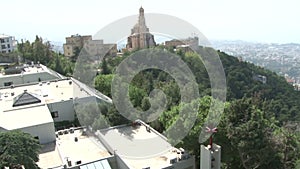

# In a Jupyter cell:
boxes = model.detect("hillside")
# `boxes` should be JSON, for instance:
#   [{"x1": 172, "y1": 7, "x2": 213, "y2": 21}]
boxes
[
  {"x1": 219, "y1": 50, "x2": 300, "y2": 123},
  {"x1": 91, "y1": 47, "x2": 300, "y2": 168}
]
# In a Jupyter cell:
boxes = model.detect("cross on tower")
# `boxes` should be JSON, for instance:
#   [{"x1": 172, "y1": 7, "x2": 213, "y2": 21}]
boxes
[{"x1": 205, "y1": 127, "x2": 218, "y2": 150}]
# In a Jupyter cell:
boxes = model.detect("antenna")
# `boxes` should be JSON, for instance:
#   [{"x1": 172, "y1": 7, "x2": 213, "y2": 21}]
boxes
[{"x1": 140, "y1": 0, "x2": 144, "y2": 8}]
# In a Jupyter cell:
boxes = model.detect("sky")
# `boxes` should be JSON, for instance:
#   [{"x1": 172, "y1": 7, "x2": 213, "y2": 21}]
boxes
[{"x1": 2, "y1": 0, "x2": 300, "y2": 44}]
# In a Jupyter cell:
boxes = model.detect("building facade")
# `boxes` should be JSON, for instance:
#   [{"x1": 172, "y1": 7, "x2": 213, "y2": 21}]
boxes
[
  {"x1": 63, "y1": 34, "x2": 92, "y2": 57},
  {"x1": 0, "y1": 34, "x2": 16, "y2": 53},
  {"x1": 165, "y1": 36, "x2": 199, "y2": 49},
  {"x1": 126, "y1": 7, "x2": 156, "y2": 50},
  {"x1": 63, "y1": 34, "x2": 117, "y2": 57}
]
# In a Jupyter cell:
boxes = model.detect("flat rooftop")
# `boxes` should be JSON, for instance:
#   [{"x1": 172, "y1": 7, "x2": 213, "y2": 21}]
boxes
[
  {"x1": 0, "y1": 79, "x2": 79, "y2": 111},
  {"x1": 0, "y1": 78, "x2": 111, "y2": 112},
  {"x1": 0, "y1": 64, "x2": 62, "y2": 78},
  {"x1": 98, "y1": 122, "x2": 186, "y2": 169},
  {"x1": 0, "y1": 104, "x2": 52, "y2": 130},
  {"x1": 38, "y1": 128, "x2": 111, "y2": 168},
  {"x1": 37, "y1": 142, "x2": 63, "y2": 169},
  {"x1": 57, "y1": 129, "x2": 111, "y2": 166}
]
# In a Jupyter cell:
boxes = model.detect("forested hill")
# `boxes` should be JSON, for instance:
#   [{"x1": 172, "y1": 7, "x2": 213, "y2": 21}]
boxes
[
  {"x1": 95, "y1": 47, "x2": 300, "y2": 123},
  {"x1": 92, "y1": 47, "x2": 300, "y2": 168},
  {"x1": 219, "y1": 50, "x2": 300, "y2": 122}
]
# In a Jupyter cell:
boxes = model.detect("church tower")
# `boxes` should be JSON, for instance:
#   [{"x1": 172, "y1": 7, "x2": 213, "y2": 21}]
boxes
[{"x1": 126, "y1": 7, "x2": 156, "y2": 50}]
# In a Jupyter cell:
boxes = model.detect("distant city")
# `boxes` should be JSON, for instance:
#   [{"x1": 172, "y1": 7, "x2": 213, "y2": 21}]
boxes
[{"x1": 212, "y1": 40, "x2": 300, "y2": 89}]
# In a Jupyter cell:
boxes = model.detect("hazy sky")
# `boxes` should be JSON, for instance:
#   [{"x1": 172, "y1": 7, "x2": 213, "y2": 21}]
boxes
[{"x1": 2, "y1": 0, "x2": 299, "y2": 44}]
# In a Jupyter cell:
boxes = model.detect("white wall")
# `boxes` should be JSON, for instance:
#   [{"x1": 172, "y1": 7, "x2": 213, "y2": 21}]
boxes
[
  {"x1": 21, "y1": 122, "x2": 56, "y2": 144},
  {"x1": 47, "y1": 100, "x2": 75, "y2": 122},
  {"x1": 115, "y1": 154, "x2": 130, "y2": 169}
]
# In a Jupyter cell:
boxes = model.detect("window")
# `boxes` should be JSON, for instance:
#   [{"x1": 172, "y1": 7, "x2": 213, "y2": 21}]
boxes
[
  {"x1": 4, "y1": 81, "x2": 13, "y2": 86},
  {"x1": 7, "y1": 44, "x2": 10, "y2": 48},
  {"x1": 1, "y1": 45, "x2": 5, "y2": 49},
  {"x1": 0, "y1": 39, "x2": 4, "y2": 43},
  {"x1": 51, "y1": 111, "x2": 59, "y2": 118}
]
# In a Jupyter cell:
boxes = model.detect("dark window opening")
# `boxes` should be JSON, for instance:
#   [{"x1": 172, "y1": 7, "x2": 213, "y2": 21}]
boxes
[
  {"x1": 34, "y1": 136, "x2": 39, "y2": 141},
  {"x1": 51, "y1": 111, "x2": 59, "y2": 118},
  {"x1": 4, "y1": 81, "x2": 13, "y2": 86}
]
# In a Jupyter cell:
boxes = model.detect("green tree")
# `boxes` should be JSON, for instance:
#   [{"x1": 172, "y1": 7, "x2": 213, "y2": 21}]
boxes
[
  {"x1": 224, "y1": 98, "x2": 283, "y2": 169},
  {"x1": 273, "y1": 123, "x2": 300, "y2": 168},
  {"x1": 0, "y1": 130, "x2": 41, "y2": 169},
  {"x1": 94, "y1": 74, "x2": 114, "y2": 97}
]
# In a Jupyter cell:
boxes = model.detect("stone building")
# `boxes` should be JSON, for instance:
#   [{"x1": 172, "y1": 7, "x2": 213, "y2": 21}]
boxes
[
  {"x1": 63, "y1": 34, "x2": 117, "y2": 57},
  {"x1": 126, "y1": 7, "x2": 156, "y2": 50},
  {"x1": 165, "y1": 36, "x2": 199, "y2": 49},
  {"x1": 63, "y1": 34, "x2": 92, "y2": 57}
]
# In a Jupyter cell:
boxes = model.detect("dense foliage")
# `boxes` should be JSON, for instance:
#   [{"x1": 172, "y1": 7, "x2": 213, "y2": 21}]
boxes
[
  {"x1": 0, "y1": 130, "x2": 41, "y2": 169},
  {"x1": 91, "y1": 48, "x2": 300, "y2": 168},
  {"x1": 16, "y1": 36, "x2": 74, "y2": 76}
]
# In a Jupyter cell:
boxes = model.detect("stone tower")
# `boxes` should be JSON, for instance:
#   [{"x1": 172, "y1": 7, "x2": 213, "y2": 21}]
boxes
[{"x1": 126, "y1": 7, "x2": 156, "y2": 50}]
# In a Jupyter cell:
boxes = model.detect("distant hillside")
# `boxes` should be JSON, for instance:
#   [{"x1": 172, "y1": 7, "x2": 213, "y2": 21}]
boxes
[
  {"x1": 89, "y1": 47, "x2": 300, "y2": 168},
  {"x1": 219, "y1": 50, "x2": 300, "y2": 122},
  {"x1": 212, "y1": 40, "x2": 300, "y2": 80},
  {"x1": 94, "y1": 47, "x2": 300, "y2": 124}
]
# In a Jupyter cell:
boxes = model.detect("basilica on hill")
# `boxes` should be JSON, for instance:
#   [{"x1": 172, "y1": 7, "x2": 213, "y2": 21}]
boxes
[{"x1": 126, "y1": 7, "x2": 156, "y2": 50}]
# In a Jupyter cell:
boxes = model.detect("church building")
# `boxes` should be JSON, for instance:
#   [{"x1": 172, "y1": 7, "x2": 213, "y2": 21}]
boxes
[{"x1": 126, "y1": 7, "x2": 156, "y2": 50}]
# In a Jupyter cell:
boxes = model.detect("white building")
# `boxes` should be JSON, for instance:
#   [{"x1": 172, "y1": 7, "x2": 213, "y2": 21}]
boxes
[
  {"x1": 38, "y1": 121, "x2": 195, "y2": 169},
  {"x1": 96, "y1": 120, "x2": 195, "y2": 169},
  {"x1": 0, "y1": 63, "x2": 64, "y2": 87},
  {"x1": 0, "y1": 34, "x2": 16, "y2": 53},
  {"x1": 0, "y1": 64, "x2": 195, "y2": 168},
  {"x1": 0, "y1": 104, "x2": 56, "y2": 144},
  {"x1": 0, "y1": 64, "x2": 112, "y2": 144}
]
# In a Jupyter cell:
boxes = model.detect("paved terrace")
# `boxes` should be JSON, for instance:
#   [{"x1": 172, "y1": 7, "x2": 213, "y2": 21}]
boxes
[
  {"x1": 98, "y1": 122, "x2": 187, "y2": 169},
  {"x1": 37, "y1": 128, "x2": 111, "y2": 168}
]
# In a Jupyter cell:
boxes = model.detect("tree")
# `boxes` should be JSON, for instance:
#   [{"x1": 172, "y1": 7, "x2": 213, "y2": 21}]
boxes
[
  {"x1": 273, "y1": 123, "x2": 300, "y2": 168},
  {"x1": 0, "y1": 130, "x2": 41, "y2": 169},
  {"x1": 94, "y1": 74, "x2": 114, "y2": 97},
  {"x1": 224, "y1": 98, "x2": 283, "y2": 169}
]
